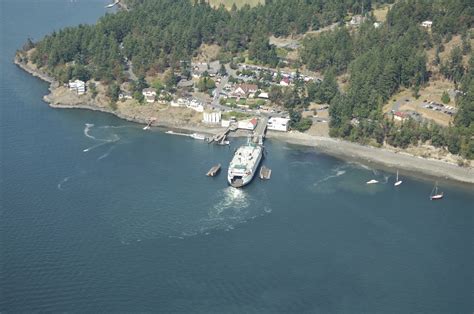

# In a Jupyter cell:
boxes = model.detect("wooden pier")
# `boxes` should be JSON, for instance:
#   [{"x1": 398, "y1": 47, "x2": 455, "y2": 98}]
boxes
[
  {"x1": 208, "y1": 127, "x2": 231, "y2": 144},
  {"x1": 206, "y1": 164, "x2": 221, "y2": 177},
  {"x1": 259, "y1": 165, "x2": 271, "y2": 180},
  {"x1": 143, "y1": 117, "x2": 156, "y2": 130},
  {"x1": 252, "y1": 117, "x2": 268, "y2": 145}
]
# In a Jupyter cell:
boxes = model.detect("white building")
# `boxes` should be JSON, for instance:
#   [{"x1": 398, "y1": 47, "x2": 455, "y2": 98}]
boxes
[
  {"x1": 267, "y1": 117, "x2": 290, "y2": 132},
  {"x1": 186, "y1": 99, "x2": 204, "y2": 112},
  {"x1": 421, "y1": 20, "x2": 433, "y2": 28},
  {"x1": 170, "y1": 98, "x2": 187, "y2": 107},
  {"x1": 142, "y1": 88, "x2": 157, "y2": 103},
  {"x1": 349, "y1": 15, "x2": 365, "y2": 26},
  {"x1": 221, "y1": 120, "x2": 231, "y2": 127},
  {"x1": 203, "y1": 111, "x2": 222, "y2": 124},
  {"x1": 68, "y1": 79, "x2": 86, "y2": 95},
  {"x1": 258, "y1": 92, "x2": 269, "y2": 99},
  {"x1": 118, "y1": 92, "x2": 132, "y2": 100},
  {"x1": 237, "y1": 118, "x2": 258, "y2": 130}
]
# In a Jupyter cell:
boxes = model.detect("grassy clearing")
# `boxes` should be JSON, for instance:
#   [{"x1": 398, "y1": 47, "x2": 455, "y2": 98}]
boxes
[{"x1": 372, "y1": 4, "x2": 393, "y2": 22}]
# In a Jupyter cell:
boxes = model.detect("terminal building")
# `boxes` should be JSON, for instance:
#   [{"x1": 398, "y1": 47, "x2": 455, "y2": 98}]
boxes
[{"x1": 203, "y1": 111, "x2": 222, "y2": 124}]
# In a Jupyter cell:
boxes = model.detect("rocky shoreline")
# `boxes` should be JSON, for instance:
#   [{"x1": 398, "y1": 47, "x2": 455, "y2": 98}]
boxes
[{"x1": 14, "y1": 57, "x2": 474, "y2": 185}]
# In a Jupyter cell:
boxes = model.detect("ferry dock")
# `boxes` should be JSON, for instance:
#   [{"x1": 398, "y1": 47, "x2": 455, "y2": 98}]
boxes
[
  {"x1": 206, "y1": 164, "x2": 221, "y2": 177},
  {"x1": 259, "y1": 165, "x2": 272, "y2": 180},
  {"x1": 252, "y1": 117, "x2": 268, "y2": 145}
]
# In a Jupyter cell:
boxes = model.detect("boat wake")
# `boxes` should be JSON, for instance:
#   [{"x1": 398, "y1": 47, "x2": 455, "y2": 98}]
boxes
[
  {"x1": 313, "y1": 165, "x2": 347, "y2": 187},
  {"x1": 97, "y1": 145, "x2": 116, "y2": 160},
  {"x1": 211, "y1": 187, "x2": 249, "y2": 217},
  {"x1": 57, "y1": 176, "x2": 71, "y2": 190},
  {"x1": 57, "y1": 171, "x2": 86, "y2": 190},
  {"x1": 83, "y1": 123, "x2": 120, "y2": 153},
  {"x1": 110, "y1": 186, "x2": 272, "y2": 243}
]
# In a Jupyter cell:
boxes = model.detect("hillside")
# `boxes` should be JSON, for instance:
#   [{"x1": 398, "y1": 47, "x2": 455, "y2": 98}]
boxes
[
  {"x1": 17, "y1": 0, "x2": 474, "y2": 161},
  {"x1": 207, "y1": 0, "x2": 264, "y2": 9}
]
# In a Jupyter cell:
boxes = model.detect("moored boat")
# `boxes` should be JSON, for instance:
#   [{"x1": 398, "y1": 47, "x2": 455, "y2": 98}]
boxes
[
  {"x1": 430, "y1": 182, "x2": 444, "y2": 200},
  {"x1": 394, "y1": 170, "x2": 402, "y2": 186},
  {"x1": 366, "y1": 179, "x2": 379, "y2": 185}
]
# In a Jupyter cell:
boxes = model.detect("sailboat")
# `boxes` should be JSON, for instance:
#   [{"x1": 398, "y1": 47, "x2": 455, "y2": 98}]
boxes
[
  {"x1": 430, "y1": 182, "x2": 444, "y2": 200},
  {"x1": 394, "y1": 170, "x2": 402, "y2": 186}
]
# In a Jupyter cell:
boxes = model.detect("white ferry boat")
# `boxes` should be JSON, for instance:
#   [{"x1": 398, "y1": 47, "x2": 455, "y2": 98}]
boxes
[{"x1": 227, "y1": 141, "x2": 263, "y2": 188}]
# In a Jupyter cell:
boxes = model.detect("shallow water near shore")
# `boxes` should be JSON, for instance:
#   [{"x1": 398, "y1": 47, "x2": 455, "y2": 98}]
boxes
[{"x1": 1, "y1": 0, "x2": 473, "y2": 312}]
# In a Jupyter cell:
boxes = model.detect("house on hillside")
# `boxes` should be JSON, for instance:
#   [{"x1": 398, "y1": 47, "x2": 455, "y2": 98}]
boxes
[
  {"x1": 279, "y1": 77, "x2": 291, "y2": 86},
  {"x1": 349, "y1": 15, "x2": 365, "y2": 27},
  {"x1": 68, "y1": 79, "x2": 86, "y2": 95},
  {"x1": 230, "y1": 84, "x2": 258, "y2": 99},
  {"x1": 191, "y1": 61, "x2": 220, "y2": 78},
  {"x1": 258, "y1": 92, "x2": 269, "y2": 99},
  {"x1": 177, "y1": 78, "x2": 194, "y2": 89},
  {"x1": 393, "y1": 111, "x2": 408, "y2": 122},
  {"x1": 186, "y1": 99, "x2": 204, "y2": 112},
  {"x1": 142, "y1": 88, "x2": 157, "y2": 103},
  {"x1": 421, "y1": 20, "x2": 433, "y2": 28},
  {"x1": 118, "y1": 91, "x2": 132, "y2": 100}
]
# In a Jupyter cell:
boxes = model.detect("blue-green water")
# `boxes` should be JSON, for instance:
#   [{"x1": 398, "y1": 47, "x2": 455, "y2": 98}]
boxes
[{"x1": 1, "y1": 1, "x2": 473, "y2": 312}]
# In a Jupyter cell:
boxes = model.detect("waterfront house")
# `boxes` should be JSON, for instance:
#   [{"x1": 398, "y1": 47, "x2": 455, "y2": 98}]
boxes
[
  {"x1": 68, "y1": 79, "x2": 86, "y2": 95},
  {"x1": 142, "y1": 88, "x2": 157, "y2": 103},
  {"x1": 186, "y1": 99, "x2": 204, "y2": 112},
  {"x1": 267, "y1": 117, "x2": 290, "y2": 132},
  {"x1": 118, "y1": 92, "x2": 132, "y2": 100},
  {"x1": 170, "y1": 98, "x2": 187, "y2": 107}
]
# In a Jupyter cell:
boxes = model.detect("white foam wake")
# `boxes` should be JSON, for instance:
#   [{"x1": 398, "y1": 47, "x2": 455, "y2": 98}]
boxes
[
  {"x1": 83, "y1": 123, "x2": 96, "y2": 140},
  {"x1": 83, "y1": 123, "x2": 120, "y2": 153},
  {"x1": 313, "y1": 167, "x2": 347, "y2": 186},
  {"x1": 57, "y1": 176, "x2": 71, "y2": 190}
]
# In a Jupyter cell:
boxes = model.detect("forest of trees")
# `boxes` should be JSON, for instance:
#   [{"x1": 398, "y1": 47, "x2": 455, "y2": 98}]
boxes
[
  {"x1": 300, "y1": 0, "x2": 474, "y2": 159},
  {"x1": 26, "y1": 0, "x2": 394, "y2": 83}
]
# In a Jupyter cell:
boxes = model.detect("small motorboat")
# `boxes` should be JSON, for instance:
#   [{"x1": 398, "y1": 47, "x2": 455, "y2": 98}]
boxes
[
  {"x1": 366, "y1": 179, "x2": 379, "y2": 185},
  {"x1": 190, "y1": 133, "x2": 206, "y2": 140}
]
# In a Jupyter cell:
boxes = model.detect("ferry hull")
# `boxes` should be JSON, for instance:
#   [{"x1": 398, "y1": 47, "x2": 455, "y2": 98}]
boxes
[{"x1": 227, "y1": 148, "x2": 262, "y2": 188}]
